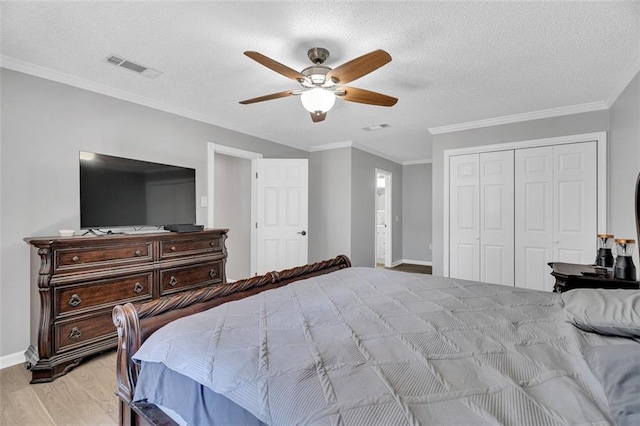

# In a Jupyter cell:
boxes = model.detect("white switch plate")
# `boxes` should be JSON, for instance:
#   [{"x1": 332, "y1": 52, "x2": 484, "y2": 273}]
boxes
[{"x1": 200, "y1": 196, "x2": 208, "y2": 207}]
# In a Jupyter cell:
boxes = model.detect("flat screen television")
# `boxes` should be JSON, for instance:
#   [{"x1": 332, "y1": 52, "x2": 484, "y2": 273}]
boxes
[{"x1": 80, "y1": 151, "x2": 196, "y2": 229}]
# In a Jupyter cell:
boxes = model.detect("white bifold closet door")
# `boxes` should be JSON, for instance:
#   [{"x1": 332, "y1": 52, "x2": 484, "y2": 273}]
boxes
[
  {"x1": 515, "y1": 142, "x2": 597, "y2": 291},
  {"x1": 449, "y1": 151, "x2": 514, "y2": 285}
]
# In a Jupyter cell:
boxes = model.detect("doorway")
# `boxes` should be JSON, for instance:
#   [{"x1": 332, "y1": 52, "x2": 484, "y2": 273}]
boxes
[{"x1": 375, "y1": 169, "x2": 392, "y2": 268}]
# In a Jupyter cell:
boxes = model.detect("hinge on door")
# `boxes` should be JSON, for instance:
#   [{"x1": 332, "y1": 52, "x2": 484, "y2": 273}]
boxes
[
  {"x1": 255, "y1": 222, "x2": 258, "y2": 228},
  {"x1": 256, "y1": 172, "x2": 258, "y2": 179}
]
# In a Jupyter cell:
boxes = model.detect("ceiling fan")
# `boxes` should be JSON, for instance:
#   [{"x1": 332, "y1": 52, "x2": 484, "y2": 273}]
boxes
[{"x1": 239, "y1": 47, "x2": 398, "y2": 122}]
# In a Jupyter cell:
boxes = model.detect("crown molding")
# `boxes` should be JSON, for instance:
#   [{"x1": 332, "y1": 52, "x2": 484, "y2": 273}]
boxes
[
  {"x1": 0, "y1": 55, "x2": 303, "y2": 151},
  {"x1": 403, "y1": 159, "x2": 433, "y2": 166},
  {"x1": 308, "y1": 141, "x2": 353, "y2": 152},
  {"x1": 428, "y1": 101, "x2": 609, "y2": 135}
]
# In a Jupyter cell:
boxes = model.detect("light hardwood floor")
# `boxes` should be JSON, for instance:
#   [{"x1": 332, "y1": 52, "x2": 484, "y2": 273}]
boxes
[{"x1": 0, "y1": 351, "x2": 118, "y2": 425}]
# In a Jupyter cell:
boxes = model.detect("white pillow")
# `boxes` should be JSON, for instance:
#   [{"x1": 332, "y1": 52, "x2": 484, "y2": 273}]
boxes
[{"x1": 562, "y1": 288, "x2": 640, "y2": 337}]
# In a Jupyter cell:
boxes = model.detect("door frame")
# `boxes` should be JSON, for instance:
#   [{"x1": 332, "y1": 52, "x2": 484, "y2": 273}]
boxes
[
  {"x1": 207, "y1": 143, "x2": 263, "y2": 276},
  {"x1": 443, "y1": 131, "x2": 607, "y2": 278},
  {"x1": 375, "y1": 169, "x2": 393, "y2": 268}
]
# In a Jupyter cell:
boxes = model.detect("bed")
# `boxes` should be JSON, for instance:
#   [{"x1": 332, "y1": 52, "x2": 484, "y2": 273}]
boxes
[{"x1": 112, "y1": 173, "x2": 640, "y2": 426}]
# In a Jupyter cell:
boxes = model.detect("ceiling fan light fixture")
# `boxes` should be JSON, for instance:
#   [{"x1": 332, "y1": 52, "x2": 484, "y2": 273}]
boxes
[{"x1": 300, "y1": 88, "x2": 335, "y2": 113}]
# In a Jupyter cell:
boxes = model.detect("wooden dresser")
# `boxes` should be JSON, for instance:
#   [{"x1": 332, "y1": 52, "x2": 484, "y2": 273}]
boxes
[{"x1": 24, "y1": 229, "x2": 227, "y2": 383}]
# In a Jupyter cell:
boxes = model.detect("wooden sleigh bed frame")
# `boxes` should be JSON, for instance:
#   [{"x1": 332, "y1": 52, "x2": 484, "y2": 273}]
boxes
[{"x1": 112, "y1": 254, "x2": 352, "y2": 426}]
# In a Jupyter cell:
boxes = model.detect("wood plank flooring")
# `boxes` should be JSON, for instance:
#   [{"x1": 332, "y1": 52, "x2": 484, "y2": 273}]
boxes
[
  {"x1": 383, "y1": 263, "x2": 433, "y2": 274},
  {"x1": 0, "y1": 351, "x2": 118, "y2": 426}
]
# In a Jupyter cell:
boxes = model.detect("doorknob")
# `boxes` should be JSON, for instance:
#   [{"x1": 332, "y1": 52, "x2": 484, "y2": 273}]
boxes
[{"x1": 297, "y1": 231, "x2": 307, "y2": 236}]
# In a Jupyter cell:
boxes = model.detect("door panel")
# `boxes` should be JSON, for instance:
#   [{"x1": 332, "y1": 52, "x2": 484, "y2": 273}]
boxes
[
  {"x1": 554, "y1": 142, "x2": 597, "y2": 265},
  {"x1": 515, "y1": 147, "x2": 554, "y2": 291},
  {"x1": 256, "y1": 159, "x2": 308, "y2": 274},
  {"x1": 480, "y1": 151, "x2": 514, "y2": 285},
  {"x1": 449, "y1": 154, "x2": 480, "y2": 280}
]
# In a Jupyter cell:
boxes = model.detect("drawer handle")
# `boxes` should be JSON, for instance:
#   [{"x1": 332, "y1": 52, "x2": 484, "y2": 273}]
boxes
[
  {"x1": 170, "y1": 246, "x2": 177, "y2": 252},
  {"x1": 71, "y1": 255, "x2": 80, "y2": 262},
  {"x1": 169, "y1": 276, "x2": 178, "y2": 287},
  {"x1": 68, "y1": 293, "x2": 83, "y2": 307},
  {"x1": 69, "y1": 327, "x2": 82, "y2": 340},
  {"x1": 133, "y1": 282, "x2": 144, "y2": 293},
  {"x1": 134, "y1": 250, "x2": 142, "y2": 256},
  {"x1": 209, "y1": 269, "x2": 217, "y2": 278},
  {"x1": 210, "y1": 242, "x2": 216, "y2": 246}
]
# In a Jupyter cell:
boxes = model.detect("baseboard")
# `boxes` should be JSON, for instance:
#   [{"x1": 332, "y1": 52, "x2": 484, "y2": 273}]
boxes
[
  {"x1": 390, "y1": 259, "x2": 403, "y2": 268},
  {"x1": 0, "y1": 351, "x2": 25, "y2": 370},
  {"x1": 401, "y1": 259, "x2": 433, "y2": 266}
]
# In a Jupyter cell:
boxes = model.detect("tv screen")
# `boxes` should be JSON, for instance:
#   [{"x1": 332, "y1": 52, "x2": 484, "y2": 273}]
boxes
[{"x1": 80, "y1": 151, "x2": 196, "y2": 229}]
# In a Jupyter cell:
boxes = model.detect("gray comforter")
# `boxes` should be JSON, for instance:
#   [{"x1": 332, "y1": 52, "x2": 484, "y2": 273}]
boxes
[{"x1": 134, "y1": 267, "x2": 627, "y2": 425}]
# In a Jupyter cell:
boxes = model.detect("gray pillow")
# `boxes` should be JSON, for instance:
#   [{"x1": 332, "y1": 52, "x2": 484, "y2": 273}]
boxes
[
  {"x1": 562, "y1": 289, "x2": 640, "y2": 337},
  {"x1": 584, "y1": 344, "x2": 640, "y2": 426}
]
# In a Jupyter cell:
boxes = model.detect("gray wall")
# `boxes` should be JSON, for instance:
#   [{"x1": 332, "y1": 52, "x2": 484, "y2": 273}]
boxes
[
  {"x1": 0, "y1": 69, "x2": 306, "y2": 358},
  {"x1": 609, "y1": 71, "x2": 640, "y2": 271},
  {"x1": 214, "y1": 154, "x2": 252, "y2": 281},
  {"x1": 431, "y1": 110, "x2": 610, "y2": 275},
  {"x1": 403, "y1": 163, "x2": 432, "y2": 262},
  {"x1": 308, "y1": 148, "x2": 352, "y2": 263},
  {"x1": 351, "y1": 148, "x2": 403, "y2": 267}
]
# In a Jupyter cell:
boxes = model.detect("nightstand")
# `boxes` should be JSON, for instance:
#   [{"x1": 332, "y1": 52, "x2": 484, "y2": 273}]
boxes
[{"x1": 548, "y1": 262, "x2": 640, "y2": 293}]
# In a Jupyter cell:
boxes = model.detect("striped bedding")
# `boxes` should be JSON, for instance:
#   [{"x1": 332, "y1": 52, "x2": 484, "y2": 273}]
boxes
[{"x1": 133, "y1": 267, "x2": 628, "y2": 425}]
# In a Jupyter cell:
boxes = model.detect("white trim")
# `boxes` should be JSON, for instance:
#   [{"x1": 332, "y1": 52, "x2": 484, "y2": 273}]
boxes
[
  {"x1": 1, "y1": 55, "x2": 299, "y2": 150},
  {"x1": 376, "y1": 169, "x2": 393, "y2": 268},
  {"x1": 401, "y1": 259, "x2": 433, "y2": 266},
  {"x1": 0, "y1": 351, "x2": 24, "y2": 370},
  {"x1": 207, "y1": 143, "x2": 262, "y2": 276},
  {"x1": 443, "y1": 131, "x2": 608, "y2": 278},
  {"x1": 352, "y1": 143, "x2": 403, "y2": 165},
  {"x1": 309, "y1": 141, "x2": 353, "y2": 152},
  {"x1": 428, "y1": 102, "x2": 608, "y2": 135},
  {"x1": 403, "y1": 159, "x2": 433, "y2": 166},
  {"x1": 390, "y1": 259, "x2": 403, "y2": 268}
]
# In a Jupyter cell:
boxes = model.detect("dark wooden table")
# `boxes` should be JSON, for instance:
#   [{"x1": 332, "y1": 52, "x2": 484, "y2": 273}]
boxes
[{"x1": 548, "y1": 262, "x2": 640, "y2": 293}]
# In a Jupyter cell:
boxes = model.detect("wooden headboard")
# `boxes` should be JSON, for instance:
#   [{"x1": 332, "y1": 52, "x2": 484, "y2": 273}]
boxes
[
  {"x1": 112, "y1": 255, "x2": 352, "y2": 426},
  {"x1": 636, "y1": 172, "x2": 640, "y2": 247}
]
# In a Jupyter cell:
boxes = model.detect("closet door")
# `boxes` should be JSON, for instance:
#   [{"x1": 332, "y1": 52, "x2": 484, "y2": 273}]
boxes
[
  {"x1": 515, "y1": 142, "x2": 597, "y2": 291},
  {"x1": 480, "y1": 151, "x2": 514, "y2": 285},
  {"x1": 553, "y1": 142, "x2": 597, "y2": 263},
  {"x1": 515, "y1": 147, "x2": 554, "y2": 291},
  {"x1": 449, "y1": 154, "x2": 480, "y2": 281}
]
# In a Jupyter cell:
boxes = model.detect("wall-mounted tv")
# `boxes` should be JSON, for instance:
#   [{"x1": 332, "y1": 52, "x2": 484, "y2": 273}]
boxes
[{"x1": 79, "y1": 151, "x2": 196, "y2": 229}]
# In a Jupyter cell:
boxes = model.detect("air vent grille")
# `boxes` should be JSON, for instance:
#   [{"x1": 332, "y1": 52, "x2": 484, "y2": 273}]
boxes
[
  {"x1": 363, "y1": 124, "x2": 390, "y2": 131},
  {"x1": 105, "y1": 54, "x2": 162, "y2": 79}
]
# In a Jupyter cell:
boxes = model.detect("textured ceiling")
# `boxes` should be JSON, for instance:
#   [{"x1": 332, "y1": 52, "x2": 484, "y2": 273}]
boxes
[{"x1": 2, "y1": 1, "x2": 639, "y2": 162}]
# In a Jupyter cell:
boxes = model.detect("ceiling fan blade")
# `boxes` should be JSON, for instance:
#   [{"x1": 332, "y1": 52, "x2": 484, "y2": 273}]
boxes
[
  {"x1": 326, "y1": 49, "x2": 392, "y2": 84},
  {"x1": 338, "y1": 87, "x2": 398, "y2": 107},
  {"x1": 244, "y1": 51, "x2": 306, "y2": 81},
  {"x1": 239, "y1": 90, "x2": 297, "y2": 105},
  {"x1": 310, "y1": 111, "x2": 327, "y2": 122}
]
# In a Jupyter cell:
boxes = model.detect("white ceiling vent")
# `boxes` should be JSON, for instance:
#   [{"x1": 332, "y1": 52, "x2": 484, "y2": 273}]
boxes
[
  {"x1": 105, "y1": 54, "x2": 162, "y2": 78},
  {"x1": 363, "y1": 124, "x2": 390, "y2": 131}
]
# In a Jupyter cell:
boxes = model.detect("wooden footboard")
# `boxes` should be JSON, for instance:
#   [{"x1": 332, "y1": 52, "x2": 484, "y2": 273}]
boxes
[{"x1": 112, "y1": 255, "x2": 351, "y2": 426}]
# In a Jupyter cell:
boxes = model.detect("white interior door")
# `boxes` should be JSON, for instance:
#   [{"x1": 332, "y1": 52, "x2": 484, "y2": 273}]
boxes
[
  {"x1": 553, "y1": 142, "x2": 597, "y2": 264},
  {"x1": 255, "y1": 159, "x2": 308, "y2": 274},
  {"x1": 449, "y1": 154, "x2": 480, "y2": 280},
  {"x1": 480, "y1": 151, "x2": 514, "y2": 285},
  {"x1": 515, "y1": 147, "x2": 554, "y2": 291}
]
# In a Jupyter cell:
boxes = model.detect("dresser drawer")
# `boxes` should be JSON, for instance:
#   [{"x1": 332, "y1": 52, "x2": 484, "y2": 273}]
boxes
[
  {"x1": 160, "y1": 261, "x2": 223, "y2": 295},
  {"x1": 55, "y1": 273, "x2": 153, "y2": 317},
  {"x1": 55, "y1": 312, "x2": 116, "y2": 353},
  {"x1": 160, "y1": 235, "x2": 223, "y2": 259},
  {"x1": 55, "y1": 242, "x2": 152, "y2": 272}
]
